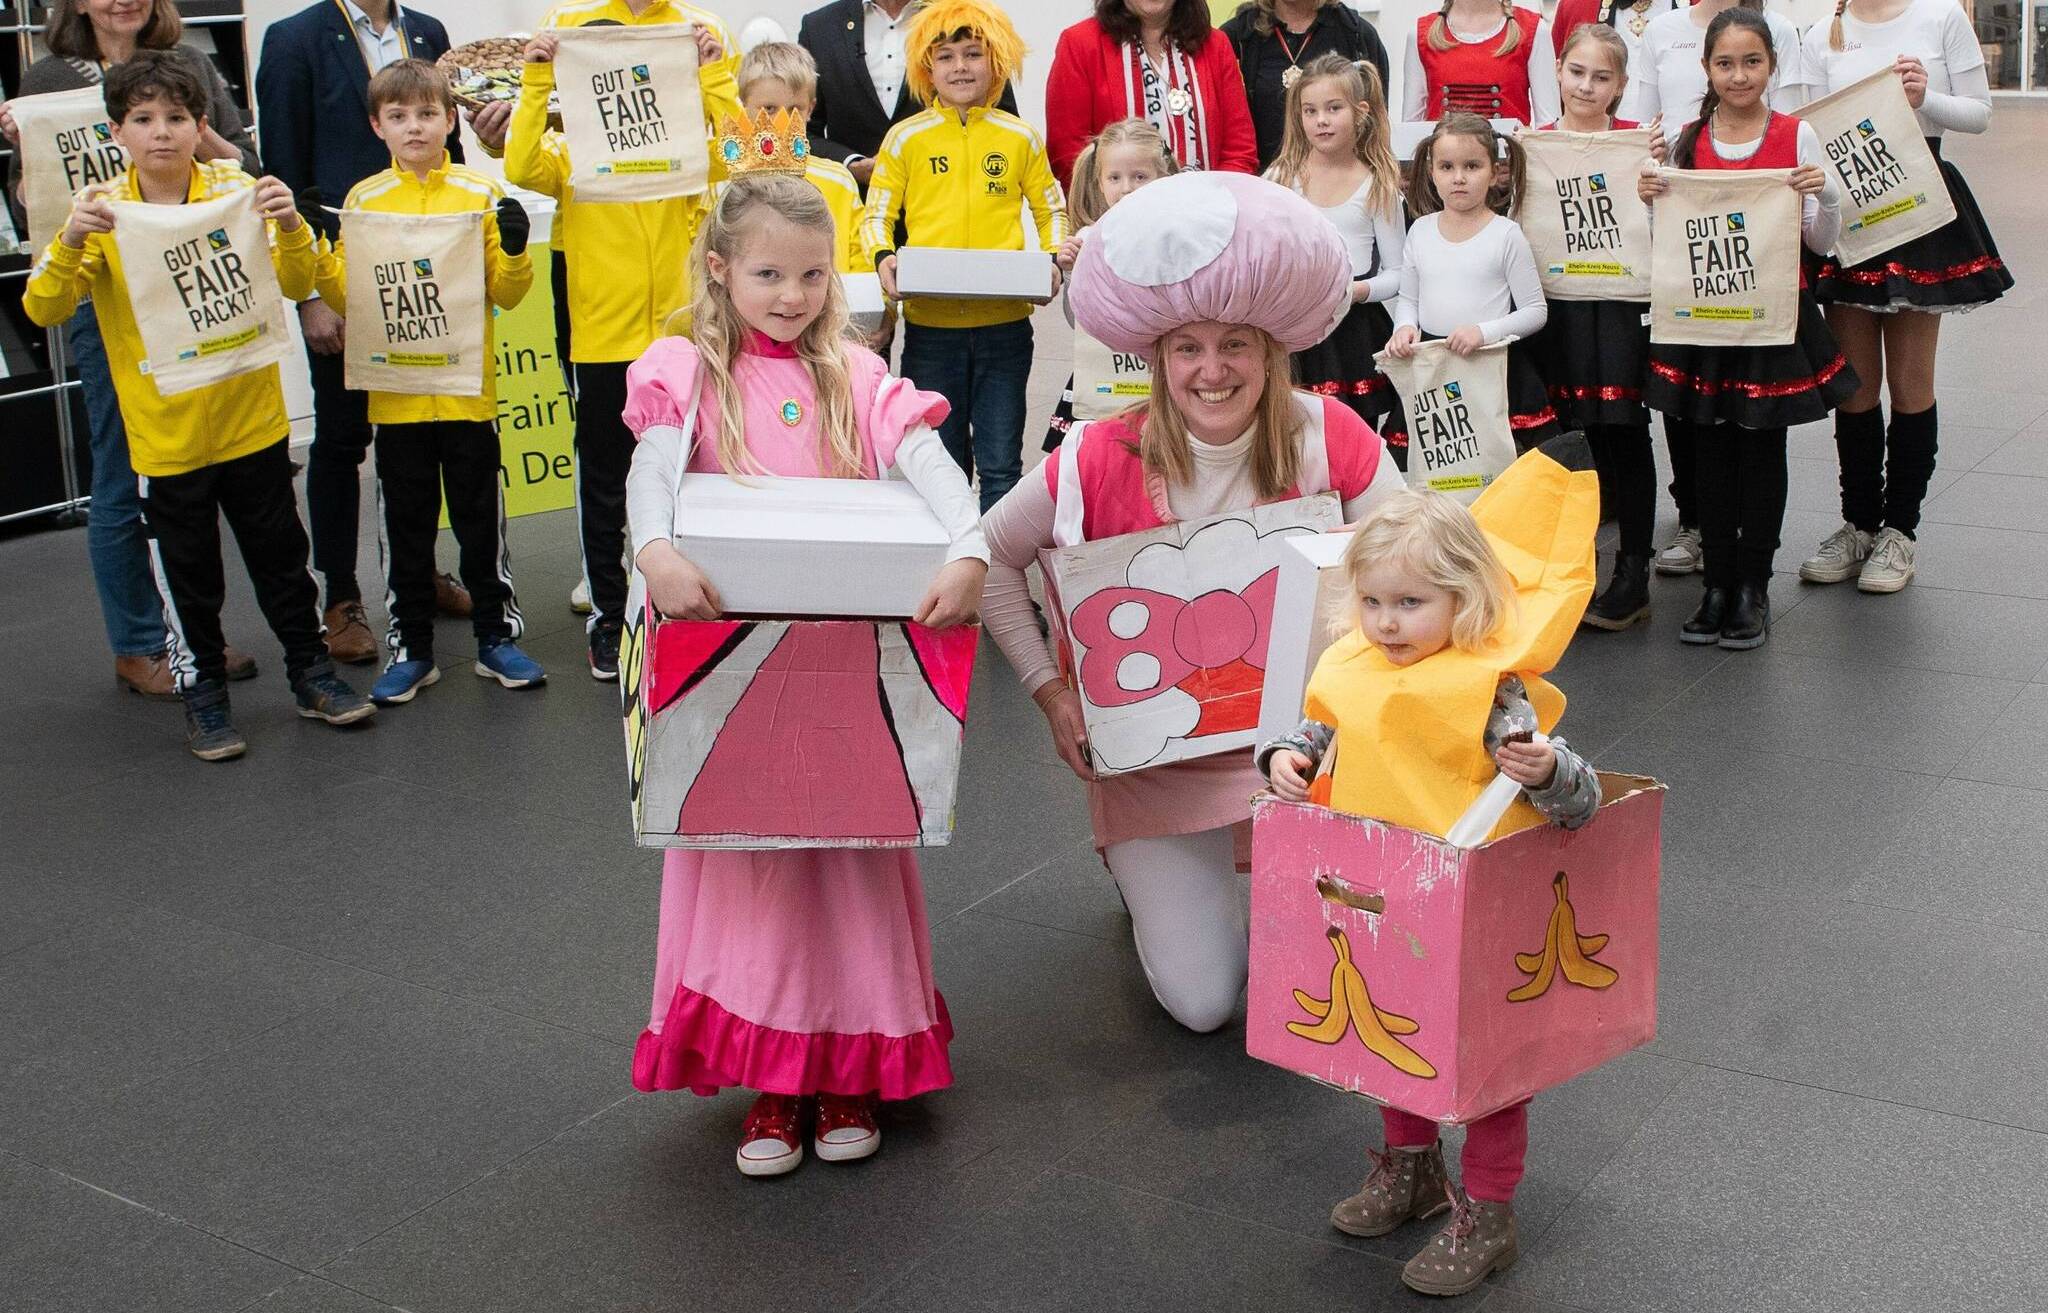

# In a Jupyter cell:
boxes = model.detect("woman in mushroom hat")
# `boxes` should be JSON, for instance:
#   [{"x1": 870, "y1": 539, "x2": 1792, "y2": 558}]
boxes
[{"x1": 980, "y1": 170, "x2": 1404, "y2": 1032}]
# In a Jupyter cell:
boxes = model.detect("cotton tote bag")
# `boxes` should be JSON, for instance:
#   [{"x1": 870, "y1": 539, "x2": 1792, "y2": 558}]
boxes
[
  {"x1": 1515, "y1": 128, "x2": 1656, "y2": 301},
  {"x1": 1375, "y1": 339, "x2": 1518, "y2": 503},
  {"x1": 12, "y1": 85, "x2": 125, "y2": 250},
  {"x1": 1649, "y1": 168, "x2": 1801, "y2": 347},
  {"x1": 1071, "y1": 328, "x2": 1153, "y2": 419},
  {"x1": 341, "y1": 210, "x2": 488, "y2": 396},
  {"x1": 554, "y1": 25, "x2": 710, "y2": 202},
  {"x1": 111, "y1": 186, "x2": 291, "y2": 395},
  {"x1": 1797, "y1": 67, "x2": 1955, "y2": 267}
]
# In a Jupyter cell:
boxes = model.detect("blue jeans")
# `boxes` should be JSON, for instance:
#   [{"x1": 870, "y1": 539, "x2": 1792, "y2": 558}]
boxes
[
  {"x1": 899, "y1": 317, "x2": 1033, "y2": 513},
  {"x1": 71, "y1": 308, "x2": 168, "y2": 657}
]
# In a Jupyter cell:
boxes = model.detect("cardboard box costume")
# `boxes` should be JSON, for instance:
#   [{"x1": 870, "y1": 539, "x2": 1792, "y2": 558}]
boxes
[{"x1": 1248, "y1": 436, "x2": 1662, "y2": 1120}]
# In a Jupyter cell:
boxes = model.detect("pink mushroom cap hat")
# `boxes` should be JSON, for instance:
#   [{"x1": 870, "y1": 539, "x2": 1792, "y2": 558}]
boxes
[{"x1": 1068, "y1": 170, "x2": 1352, "y2": 356}]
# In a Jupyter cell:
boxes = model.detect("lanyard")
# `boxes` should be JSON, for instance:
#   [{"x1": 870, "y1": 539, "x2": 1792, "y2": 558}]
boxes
[{"x1": 332, "y1": 0, "x2": 412, "y2": 73}]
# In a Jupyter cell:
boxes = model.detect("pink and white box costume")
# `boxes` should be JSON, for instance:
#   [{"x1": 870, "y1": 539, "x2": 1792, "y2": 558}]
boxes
[{"x1": 621, "y1": 331, "x2": 986, "y2": 1097}]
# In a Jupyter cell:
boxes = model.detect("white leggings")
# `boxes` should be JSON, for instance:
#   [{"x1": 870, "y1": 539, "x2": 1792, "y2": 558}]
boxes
[{"x1": 1103, "y1": 827, "x2": 1247, "y2": 1034}]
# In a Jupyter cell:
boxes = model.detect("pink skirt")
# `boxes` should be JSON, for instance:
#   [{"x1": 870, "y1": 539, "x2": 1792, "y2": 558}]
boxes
[
  {"x1": 1088, "y1": 748, "x2": 1264, "y2": 860},
  {"x1": 631, "y1": 847, "x2": 954, "y2": 1099}
]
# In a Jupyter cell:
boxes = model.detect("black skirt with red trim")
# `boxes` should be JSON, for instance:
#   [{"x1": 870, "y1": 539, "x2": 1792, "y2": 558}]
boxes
[
  {"x1": 1380, "y1": 332, "x2": 1561, "y2": 464},
  {"x1": 1814, "y1": 152, "x2": 2013, "y2": 313},
  {"x1": 1532, "y1": 298, "x2": 1650, "y2": 430},
  {"x1": 1644, "y1": 291, "x2": 1861, "y2": 429},
  {"x1": 1043, "y1": 372, "x2": 1077, "y2": 452},
  {"x1": 1295, "y1": 299, "x2": 1402, "y2": 421}
]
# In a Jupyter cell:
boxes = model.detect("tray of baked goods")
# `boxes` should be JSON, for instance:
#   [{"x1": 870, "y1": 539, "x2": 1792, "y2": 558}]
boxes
[{"x1": 438, "y1": 37, "x2": 561, "y2": 126}]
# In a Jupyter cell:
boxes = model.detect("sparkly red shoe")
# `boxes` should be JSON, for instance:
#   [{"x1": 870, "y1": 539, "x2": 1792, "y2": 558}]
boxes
[
  {"x1": 735, "y1": 1093, "x2": 805, "y2": 1178},
  {"x1": 813, "y1": 1093, "x2": 881, "y2": 1163}
]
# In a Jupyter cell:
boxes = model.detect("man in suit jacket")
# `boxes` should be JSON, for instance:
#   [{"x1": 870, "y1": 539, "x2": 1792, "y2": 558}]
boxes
[
  {"x1": 255, "y1": 0, "x2": 464, "y2": 662},
  {"x1": 798, "y1": 0, "x2": 1016, "y2": 187}
]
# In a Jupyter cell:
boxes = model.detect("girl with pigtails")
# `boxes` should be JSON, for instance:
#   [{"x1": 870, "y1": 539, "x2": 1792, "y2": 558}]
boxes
[
  {"x1": 1400, "y1": 0, "x2": 1561, "y2": 126},
  {"x1": 1794, "y1": 0, "x2": 2012, "y2": 595},
  {"x1": 1385, "y1": 115, "x2": 1561, "y2": 449}
]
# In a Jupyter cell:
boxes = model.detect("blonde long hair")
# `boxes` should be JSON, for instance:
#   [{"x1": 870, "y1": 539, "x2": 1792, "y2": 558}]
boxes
[
  {"x1": 1136, "y1": 329, "x2": 1302, "y2": 501},
  {"x1": 1342, "y1": 490, "x2": 1514, "y2": 652},
  {"x1": 1558, "y1": 22, "x2": 1630, "y2": 121},
  {"x1": 1426, "y1": 0, "x2": 1522, "y2": 56},
  {"x1": 680, "y1": 175, "x2": 863, "y2": 479},
  {"x1": 1264, "y1": 54, "x2": 1400, "y2": 225},
  {"x1": 1068, "y1": 118, "x2": 1178, "y2": 230}
]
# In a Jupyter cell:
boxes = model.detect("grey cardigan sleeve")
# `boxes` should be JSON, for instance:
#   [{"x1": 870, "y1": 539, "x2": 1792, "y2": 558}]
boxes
[
  {"x1": 7, "y1": 48, "x2": 258, "y2": 192},
  {"x1": 194, "y1": 47, "x2": 261, "y2": 176}
]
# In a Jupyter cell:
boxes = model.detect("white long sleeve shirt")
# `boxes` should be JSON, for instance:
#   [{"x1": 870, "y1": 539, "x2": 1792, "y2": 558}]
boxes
[
  {"x1": 1395, "y1": 212, "x2": 1549, "y2": 342},
  {"x1": 1401, "y1": 14, "x2": 1562, "y2": 124},
  {"x1": 1801, "y1": 0, "x2": 1992, "y2": 139},
  {"x1": 1295, "y1": 177, "x2": 1408, "y2": 303},
  {"x1": 1635, "y1": 6, "x2": 1809, "y2": 140}
]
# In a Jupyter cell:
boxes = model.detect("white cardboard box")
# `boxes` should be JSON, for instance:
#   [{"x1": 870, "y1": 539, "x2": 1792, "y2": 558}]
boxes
[
  {"x1": 1254, "y1": 531, "x2": 1359, "y2": 753},
  {"x1": 895, "y1": 246, "x2": 1056, "y2": 303},
  {"x1": 673, "y1": 473, "x2": 948, "y2": 617},
  {"x1": 1394, "y1": 118, "x2": 1523, "y2": 162},
  {"x1": 1038, "y1": 495, "x2": 1343, "y2": 776},
  {"x1": 843, "y1": 271, "x2": 887, "y2": 334}
]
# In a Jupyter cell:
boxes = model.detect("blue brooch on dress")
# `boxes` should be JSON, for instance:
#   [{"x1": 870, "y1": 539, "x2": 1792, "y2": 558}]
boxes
[{"x1": 779, "y1": 399, "x2": 804, "y2": 427}]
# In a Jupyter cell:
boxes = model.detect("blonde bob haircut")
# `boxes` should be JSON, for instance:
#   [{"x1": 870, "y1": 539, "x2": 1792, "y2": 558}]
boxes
[
  {"x1": 1341, "y1": 490, "x2": 1514, "y2": 653},
  {"x1": 904, "y1": 0, "x2": 1025, "y2": 108},
  {"x1": 1133, "y1": 326, "x2": 1302, "y2": 502},
  {"x1": 675, "y1": 174, "x2": 863, "y2": 480}
]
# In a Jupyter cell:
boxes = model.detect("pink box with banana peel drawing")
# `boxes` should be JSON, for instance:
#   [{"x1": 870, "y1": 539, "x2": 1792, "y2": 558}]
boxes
[{"x1": 1246, "y1": 778, "x2": 1664, "y2": 1124}]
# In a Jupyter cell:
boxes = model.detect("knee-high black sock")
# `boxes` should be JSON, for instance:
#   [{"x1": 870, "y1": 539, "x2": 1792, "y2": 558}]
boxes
[
  {"x1": 1884, "y1": 403, "x2": 1939, "y2": 538},
  {"x1": 1833, "y1": 405, "x2": 1885, "y2": 534}
]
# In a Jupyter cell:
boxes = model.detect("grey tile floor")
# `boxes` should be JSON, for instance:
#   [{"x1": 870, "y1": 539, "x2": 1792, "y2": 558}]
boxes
[{"x1": 3, "y1": 105, "x2": 2045, "y2": 1313}]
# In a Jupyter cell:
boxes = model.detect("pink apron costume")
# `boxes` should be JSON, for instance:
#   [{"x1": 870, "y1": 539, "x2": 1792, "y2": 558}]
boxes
[{"x1": 622, "y1": 332, "x2": 961, "y2": 1099}]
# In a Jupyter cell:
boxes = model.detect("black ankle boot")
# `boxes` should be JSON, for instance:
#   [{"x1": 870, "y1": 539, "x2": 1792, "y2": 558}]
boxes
[
  {"x1": 1719, "y1": 581, "x2": 1771, "y2": 650},
  {"x1": 1582, "y1": 553, "x2": 1652, "y2": 631},
  {"x1": 1681, "y1": 587, "x2": 1731, "y2": 645}
]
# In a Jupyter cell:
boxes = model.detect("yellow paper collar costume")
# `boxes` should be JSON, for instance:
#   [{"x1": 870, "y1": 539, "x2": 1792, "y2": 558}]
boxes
[{"x1": 1305, "y1": 435, "x2": 1600, "y2": 841}]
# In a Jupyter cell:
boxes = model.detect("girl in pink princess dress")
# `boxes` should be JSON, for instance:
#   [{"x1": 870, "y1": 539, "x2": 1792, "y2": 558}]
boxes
[{"x1": 621, "y1": 171, "x2": 988, "y2": 1178}]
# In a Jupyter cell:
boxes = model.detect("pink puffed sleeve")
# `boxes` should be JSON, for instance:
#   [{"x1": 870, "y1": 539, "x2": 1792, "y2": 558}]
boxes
[
  {"x1": 621, "y1": 336, "x2": 704, "y2": 438},
  {"x1": 1321, "y1": 397, "x2": 1384, "y2": 499},
  {"x1": 855, "y1": 342, "x2": 951, "y2": 470}
]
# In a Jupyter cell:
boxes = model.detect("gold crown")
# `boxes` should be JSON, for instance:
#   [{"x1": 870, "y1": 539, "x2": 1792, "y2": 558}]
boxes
[{"x1": 715, "y1": 108, "x2": 811, "y2": 177}]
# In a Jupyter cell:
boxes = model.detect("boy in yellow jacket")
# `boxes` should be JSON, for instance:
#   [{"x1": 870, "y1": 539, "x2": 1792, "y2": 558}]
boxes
[
  {"x1": 312, "y1": 60, "x2": 542, "y2": 706},
  {"x1": 506, "y1": 0, "x2": 741, "y2": 680},
  {"x1": 23, "y1": 51, "x2": 372, "y2": 760},
  {"x1": 863, "y1": 0, "x2": 1066, "y2": 511}
]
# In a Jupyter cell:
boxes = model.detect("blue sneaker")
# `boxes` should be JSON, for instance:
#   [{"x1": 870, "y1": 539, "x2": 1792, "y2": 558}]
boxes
[
  {"x1": 370, "y1": 658, "x2": 440, "y2": 706},
  {"x1": 475, "y1": 638, "x2": 545, "y2": 689},
  {"x1": 183, "y1": 682, "x2": 247, "y2": 762}
]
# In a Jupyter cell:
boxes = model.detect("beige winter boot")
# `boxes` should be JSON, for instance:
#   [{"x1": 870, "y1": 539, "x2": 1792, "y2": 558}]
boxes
[
  {"x1": 1329, "y1": 1142, "x2": 1452, "y2": 1238},
  {"x1": 1401, "y1": 1189, "x2": 1518, "y2": 1296}
]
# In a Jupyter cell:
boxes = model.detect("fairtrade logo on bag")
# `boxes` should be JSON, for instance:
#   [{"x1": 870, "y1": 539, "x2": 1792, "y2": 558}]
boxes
[
  {"x1": 165, "y1": 224, "x2": 263, "y2": 356},
  {"x1": 1675, "y1": 209, "x2": 1765, "y2": 323},
  {"x1": 367, "y1": 251, "x2": 459, "y2": 367},
  {"x1": 1410, "y1": 376, "x2": 1486, "y2": 486},
  {"x1": 588, "y1": 60, "x2": 682, "y2": 176}
]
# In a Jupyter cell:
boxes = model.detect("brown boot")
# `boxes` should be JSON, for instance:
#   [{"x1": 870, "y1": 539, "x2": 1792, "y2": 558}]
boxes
[
  {"x1": 434, "y1": 571, "x2": 473, "y2": 619},
  {"x1": 114, "y1": 653, "x2": 178, "y2": 700},
  {"x1": 322, "y1": 601, "x2": 378, "y2": 665},
  {"x1": 1401, "y1": 1190, "x2": 1518, "y2": 1296},
  {"x1": 1330, "y1": 1142, "x2": 1452, "y2": 1238},
  {"x1": 223, "y1": 645, "x2": 258, "y2": 681}
]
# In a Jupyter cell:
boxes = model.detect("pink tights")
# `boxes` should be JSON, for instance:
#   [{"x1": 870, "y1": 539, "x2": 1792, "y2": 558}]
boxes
[{"x1": 1381, "y1": 1100, "x2": 1530, "y2": 1204}]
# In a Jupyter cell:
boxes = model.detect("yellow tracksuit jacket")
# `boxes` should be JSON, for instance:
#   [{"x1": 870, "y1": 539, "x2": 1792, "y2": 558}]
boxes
[
  {"x1": 508, "y1": 0, "x2": 741, "y2": 362},
  {"x1": 860, "y1": 105, "x2": 1067, "y2": 330},
  {"x1": 313, "y1": 155, "x2": 534, "y2": 426},
  {"x1": 22, "y1": 161, "x2": 314, "y2": 478}
]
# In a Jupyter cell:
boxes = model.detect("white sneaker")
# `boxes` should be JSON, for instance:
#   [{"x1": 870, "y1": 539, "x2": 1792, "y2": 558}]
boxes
[
  {"x1": 1654, "y1": 526, "x2": 1704, "y2": 575},
  {"x1": 569, "y1": 578, "x2": 592, "y2": 614},
  {"x1": 1857, "y1": 527, "x2": 1916, "y2": 593},
  {"x1": 1799, "y1": 522, "x2": 1875, "y2": 584}
]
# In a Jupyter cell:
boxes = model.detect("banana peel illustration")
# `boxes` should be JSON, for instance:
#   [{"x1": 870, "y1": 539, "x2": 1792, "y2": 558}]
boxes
[
  {"x1": 1507, "y1": 871, "x2": 1618, "y2": 1002},
  {"x1": 1286, "y1": 925, "x2": 1437, "y2": 1079}
]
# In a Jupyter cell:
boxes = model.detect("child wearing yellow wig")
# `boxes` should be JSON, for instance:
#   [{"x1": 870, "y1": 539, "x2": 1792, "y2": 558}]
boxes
[{"x1": 860, "y1": 0, "x2": 1066, "y2": 511}]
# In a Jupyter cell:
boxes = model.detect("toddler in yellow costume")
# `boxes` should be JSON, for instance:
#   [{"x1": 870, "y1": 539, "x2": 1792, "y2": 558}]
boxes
[{"x1": 1255, "y1": 435, "x2": 1604, "y2": 1296}]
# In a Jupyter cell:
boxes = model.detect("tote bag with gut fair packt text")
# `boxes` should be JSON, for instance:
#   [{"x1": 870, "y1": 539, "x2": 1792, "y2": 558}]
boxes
[
  {"x1": 341, "y1": 209, "x2": 487, "y2": 397},
  {"x1": 1797, "y1": 67, "x2": 1955, "y2": 267},
  {"x1": 1514, "y1": 128, "x2": 1656, "y2": 301},
  {"x1": 554, "y1": 24, "x2": 709, "y2": 203},
  {"x1": 1375, "y1": 339, "x2": 1518, "y2": 504},
  {"x1": 111, "y1": 185, "x2": 291, "y2": 395},
  {"x1": 1071, "y1": 328, "x2": 1153, "y2": 419},
  {"x1": 1649, "y1": 168, "x2": 1801, "y2": 348},
  {"x1": 12, "y1": 85, "x2": 125, "y2": 250}
]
